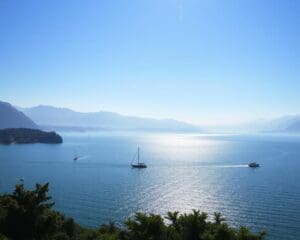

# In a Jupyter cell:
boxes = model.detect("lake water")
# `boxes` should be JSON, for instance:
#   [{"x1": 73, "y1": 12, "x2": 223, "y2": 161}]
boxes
[{"x1": 0, "y1": 132, "x2": 299, "y2": 239}]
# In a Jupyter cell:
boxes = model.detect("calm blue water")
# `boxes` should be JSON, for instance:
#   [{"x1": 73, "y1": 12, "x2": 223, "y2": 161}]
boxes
[{"x1": 0, "y1": 132, "x2": 299, "y2": 239}]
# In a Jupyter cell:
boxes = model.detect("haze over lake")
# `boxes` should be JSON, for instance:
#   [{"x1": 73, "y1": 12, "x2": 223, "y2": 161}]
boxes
[
  {"x1": 0, "y1": 131, "x2": 299, "y2": 240},
  {"x1": 1, "y1": 1, "x2": 299, "y2": 239}
]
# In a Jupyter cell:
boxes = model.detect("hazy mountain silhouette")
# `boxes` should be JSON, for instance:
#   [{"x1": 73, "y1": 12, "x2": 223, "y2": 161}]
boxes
[
  {"x1": 12, "y1": 103, "x2": 300, "y2": 133},
  {"x1": 265, "y1": 115, "x2": 300, "y2": 132},
  {"x1": 210, "y1": 115, "x2": 300, "y2": 133},
  {"x1": 21, "y1": 105, "x2": 200, "y2": 132},
  {"x1": 0, "y1": 101, "x2": 38, "y2": 129},
  {"x1": 286, "y1": 121, "x2": 300, "y2": 132}
]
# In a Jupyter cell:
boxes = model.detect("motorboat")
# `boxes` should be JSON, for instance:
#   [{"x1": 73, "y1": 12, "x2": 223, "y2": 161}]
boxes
[{"x1": 248, "y1": 162, "x2": 260, "y2": 168}]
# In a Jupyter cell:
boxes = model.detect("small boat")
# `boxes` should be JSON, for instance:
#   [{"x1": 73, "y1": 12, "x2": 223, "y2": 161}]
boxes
[
  {"x1": 131, "y1": 147, "x2": 147, "y2": 168},
  {"x1": 73, "y1": 147, "x2": 81, "y2": 161},
  {"x1": 19, "y1": 178, "x2": 24, "y2": 182},
  {"x1": 248, "y1": 162, "x2": 260, "y2": 168}
]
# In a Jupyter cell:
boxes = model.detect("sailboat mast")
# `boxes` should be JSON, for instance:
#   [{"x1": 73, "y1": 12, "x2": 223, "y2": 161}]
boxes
[{"x1": 138, "y1": 147, "x2": 140, "y2": 164}]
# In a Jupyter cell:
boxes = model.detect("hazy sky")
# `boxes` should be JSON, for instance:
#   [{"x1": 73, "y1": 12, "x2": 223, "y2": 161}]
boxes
[{"x1": 0, "y1": 0, "x2": 299, "y2": 125}]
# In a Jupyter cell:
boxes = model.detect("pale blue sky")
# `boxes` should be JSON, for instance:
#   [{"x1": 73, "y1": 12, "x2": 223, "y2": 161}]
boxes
[{"x1": 0, "y1": 0, "x2": 299, "y2": 124}]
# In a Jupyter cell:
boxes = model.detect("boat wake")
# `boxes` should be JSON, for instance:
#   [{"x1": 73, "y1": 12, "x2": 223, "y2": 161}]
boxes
[
  {"x1": 74, "y1": 155, "x2": 91, "y2": 161},
  {"x1": 214, "y1": 164, "x2": 249, "y2": 168}
]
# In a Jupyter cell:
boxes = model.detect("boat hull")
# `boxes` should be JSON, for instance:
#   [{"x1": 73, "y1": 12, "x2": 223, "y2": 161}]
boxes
[
  {"x1": 131, "y1": 164, "x2": 147, "y2": 168},
  {"x1": 248, "y1": 163, "x2": 260, "y2": 168}
]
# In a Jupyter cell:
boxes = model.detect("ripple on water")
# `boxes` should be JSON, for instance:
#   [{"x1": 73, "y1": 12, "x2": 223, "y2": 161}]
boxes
[{"x1": 0, "y1": 133, "x2": 300, "y2": 240}]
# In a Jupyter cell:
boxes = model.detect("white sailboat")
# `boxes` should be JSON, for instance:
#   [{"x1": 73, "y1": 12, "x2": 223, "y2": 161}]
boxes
[{"x1": 131, "y1": 147, "x2": 147, "y2": 168}]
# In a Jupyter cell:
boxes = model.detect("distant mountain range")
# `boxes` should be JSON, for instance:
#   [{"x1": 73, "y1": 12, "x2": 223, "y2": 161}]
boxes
[
  {"x1": 264, "y1": 115, "x2": 300, "y2": 132},
  {"x1": 19, "y1": 105, "x2": 201, "y2": 132},
  {"x1": 2, "y1": 100, "x2": 300, "y2": 133},
  {"x1": 0, "y1": 101, "x2": 38, "y2": 129},
  {"x1": 207, "y1": 115, "x2": 300, "y2": 133}
]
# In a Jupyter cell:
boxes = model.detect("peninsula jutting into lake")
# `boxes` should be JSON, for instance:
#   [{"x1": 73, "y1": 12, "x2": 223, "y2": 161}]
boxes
[{"x1": 0, "y1": 128, "x2": 63, "y2": 144}]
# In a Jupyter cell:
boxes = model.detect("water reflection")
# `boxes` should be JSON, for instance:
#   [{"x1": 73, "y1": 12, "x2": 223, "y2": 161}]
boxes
[{"x1": 0, "y1": 132, "x2": 300, "y2": 240}]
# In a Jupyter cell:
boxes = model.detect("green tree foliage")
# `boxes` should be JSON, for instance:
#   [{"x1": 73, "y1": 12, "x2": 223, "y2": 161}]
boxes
[
  {"x1": 0, "y1": 183, "x2": 76, "y2": 240},
  {"x1": 213, "y1": 212, "x2": 226, "y2": 225},
  {"x1": 125, "y1": 213, "x2": 166, "y2": 240},
  {"x1": 0, "y1": 183, "x2": 266, "y2": 240}
]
